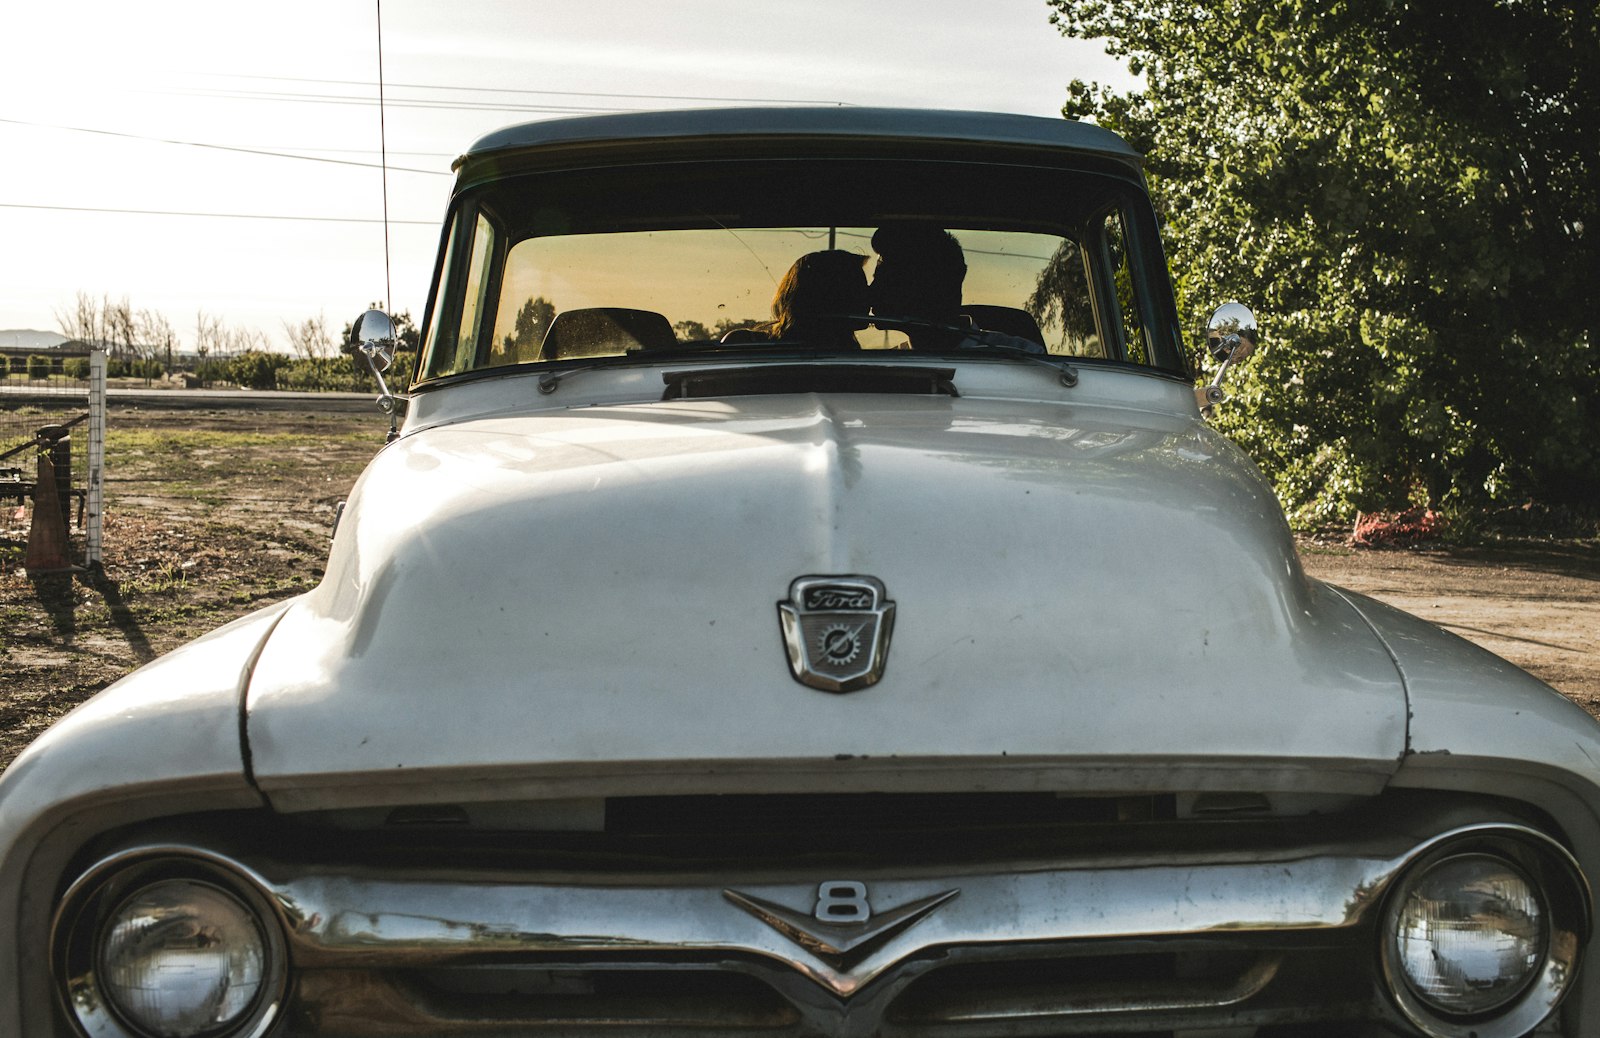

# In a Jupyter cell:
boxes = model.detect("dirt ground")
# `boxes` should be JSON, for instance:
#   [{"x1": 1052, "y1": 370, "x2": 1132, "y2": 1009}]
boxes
[
  {"x1": 1, "y1": 405, "x2": 1597, "y2": 772},
  {"x1": 0, "y1": 406, "x2": 393, "y2": 769},
  {"x1": 1300, "y1": 539, "x2": 1600, "y2": 715}
]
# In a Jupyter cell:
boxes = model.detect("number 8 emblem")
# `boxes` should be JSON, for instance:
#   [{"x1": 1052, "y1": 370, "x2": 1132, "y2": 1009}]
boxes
[{"x1": 814, "y1": 880, "x2": 871, "y2": 923}]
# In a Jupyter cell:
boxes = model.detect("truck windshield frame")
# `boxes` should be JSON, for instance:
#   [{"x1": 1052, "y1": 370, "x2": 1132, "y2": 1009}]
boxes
[{"x1": 413, "y1": 157, "x2": 1187, "y2": 386}]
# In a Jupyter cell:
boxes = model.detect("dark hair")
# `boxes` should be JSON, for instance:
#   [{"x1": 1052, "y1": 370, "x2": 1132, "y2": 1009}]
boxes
[
  {"x1": 868, "y1": 225, "x2": 967, "y2": 330},
  {"x1": 768, "y1": 250, "x2": 869, "y2": 339},
  {"x1": 870, "y1": 223, "x2": 967, "y2": 283}
]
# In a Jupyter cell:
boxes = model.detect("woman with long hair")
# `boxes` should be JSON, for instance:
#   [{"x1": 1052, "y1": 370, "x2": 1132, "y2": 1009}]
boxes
[{"x1": 730, "y1": 250, "x2": 870, "y2": 349}]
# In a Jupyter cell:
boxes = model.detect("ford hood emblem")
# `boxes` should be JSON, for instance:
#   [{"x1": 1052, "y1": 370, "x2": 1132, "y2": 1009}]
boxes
[{"x1": 778, "y1": 576, "x2": 896, "y2": 693}]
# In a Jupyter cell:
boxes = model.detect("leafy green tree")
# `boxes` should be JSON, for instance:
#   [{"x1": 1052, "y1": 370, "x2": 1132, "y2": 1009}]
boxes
[
  {"x1": 1026, "y1": 242, "x2": 1101, "y2": 354},
  {"x1": 674, "y1": 319, "x2": 713, "y2": 343},
  {"x1": 387, "y1": 350, "x2": 417, "y2": 386},
  {"x1": 1051, "y1": 0, "x2": 1599, "y2": 523},
  {"x1": 500, "y1": 297, "x2": 557, "y2": 361},
  {"x1": 228, "y1": 351, "x2": 290, "y2": 391},
  {"x1": 711, "y1": 316, "x2": 765, "y2": 340}
]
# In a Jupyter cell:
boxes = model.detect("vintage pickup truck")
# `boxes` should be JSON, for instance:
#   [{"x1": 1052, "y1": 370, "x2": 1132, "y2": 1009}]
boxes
[{"x1": 1, "y1": 107, "x2": 1594, "y2": 1038}]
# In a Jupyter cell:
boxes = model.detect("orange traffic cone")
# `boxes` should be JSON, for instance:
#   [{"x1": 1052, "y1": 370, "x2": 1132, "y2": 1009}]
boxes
[{"x1": 23, "y1": 453, "x2": 72, "y2": 573}]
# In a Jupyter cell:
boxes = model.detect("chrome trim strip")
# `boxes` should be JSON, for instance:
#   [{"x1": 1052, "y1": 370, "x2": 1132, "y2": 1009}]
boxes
[
  {"x1": 276, "y1": 863, "x2": 1359, "y2": 998},
  {"x1": 55, "y1": 822, "x2": 1582, "y2": 1006},
  {"x1": 903, "y1": 953, "x2": 1283, "y2": 1022}
]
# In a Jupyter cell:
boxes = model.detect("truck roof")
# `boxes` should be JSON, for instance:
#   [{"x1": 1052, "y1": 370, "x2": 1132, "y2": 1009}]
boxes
[{"x1": 455, "y1": 106, "x2": 1142, "y2": 177}]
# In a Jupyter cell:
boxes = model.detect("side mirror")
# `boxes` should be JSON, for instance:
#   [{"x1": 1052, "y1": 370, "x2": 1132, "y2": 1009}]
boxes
[
  {"x1": 1206, "y1": 302, "x2": 1259, "y2": 363},
  {"x1": 1195, "y1": 302, "x2": 1260, "y2": 417},
  {"x1": 347, "y1": 309, "x2": 400, "y2": 414}
]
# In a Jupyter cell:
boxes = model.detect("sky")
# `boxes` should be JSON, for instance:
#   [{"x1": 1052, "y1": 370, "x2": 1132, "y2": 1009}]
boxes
[{"x1": 0, "y1": 0, "x2": 1135, "y2": 349}]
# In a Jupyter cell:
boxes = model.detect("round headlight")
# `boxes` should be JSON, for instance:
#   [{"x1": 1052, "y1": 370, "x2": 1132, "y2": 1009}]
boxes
[
  {"x1": 97, "y1": 879, "x2": 269, "y2": 1037},
  {"x1": 1389, "y1": 854, "x2": 1547, "y2": 1016}
]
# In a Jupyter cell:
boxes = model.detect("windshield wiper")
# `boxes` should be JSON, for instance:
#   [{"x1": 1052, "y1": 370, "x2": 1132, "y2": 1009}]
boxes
[{"x1": 537, "y1": 364, "x2": 605, "y2": 394}]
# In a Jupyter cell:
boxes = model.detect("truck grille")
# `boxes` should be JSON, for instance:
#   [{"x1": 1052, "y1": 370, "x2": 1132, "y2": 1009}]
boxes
[
  {"x1": 285, "y1": 944, "x2": 1376, "y2": 1036},
  {"x1": 52, "y1": 794, "x2": 1579, "y2": 1038}
]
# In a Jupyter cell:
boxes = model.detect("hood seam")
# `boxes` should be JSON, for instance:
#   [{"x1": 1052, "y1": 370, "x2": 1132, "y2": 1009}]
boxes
[
  {"x1": 1324, "y1": 582, "x2": 1413, "y2": 764},
  {"x1": 236, "y1": 600, "x2": 299, "y2": 797}
]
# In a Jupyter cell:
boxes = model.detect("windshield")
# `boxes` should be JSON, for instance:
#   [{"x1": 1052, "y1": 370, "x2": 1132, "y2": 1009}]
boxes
[{"x1": 417, "y1": 157, "x2": 1182, "y2": 382}]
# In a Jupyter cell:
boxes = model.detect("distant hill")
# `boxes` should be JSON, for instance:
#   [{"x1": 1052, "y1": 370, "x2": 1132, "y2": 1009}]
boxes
[{"x1": 0, "y1": 329, "x2": 67, "y2": 349}]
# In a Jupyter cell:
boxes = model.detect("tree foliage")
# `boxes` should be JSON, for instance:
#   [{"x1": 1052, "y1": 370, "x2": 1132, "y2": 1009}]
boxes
[
  {"x1": 1050, "y1": 0, "x2": 1599, "y2": 523},
  {"x1": 106, "y1": 357, "x2": 164, "y2": 380},
  {"x1": 711, "y1": 316, "x2": 765, "y2": 340},
  {"x1": 674, "y1": 319, "x2": 713, "y2": 343},
  {"x1": 228, "y1": 351, "x2": 291, "y2": 390},
  {"x1": 502, "y1": 297, "x2": 556, "y2": 360},
  {"x1": 1026, "y1": 244, "x2": 1100, "y2": 354}
]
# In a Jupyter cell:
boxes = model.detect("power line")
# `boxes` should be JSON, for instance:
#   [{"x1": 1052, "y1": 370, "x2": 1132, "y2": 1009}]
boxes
[
  {"x1": 0, "y1": 117, "x2": 451, "y2": 176},
  {"x1": 156, "y1": 88, "x2": 638, "y2": 116},
  {"x1": 160, "y1": 87, "x2": 636, "y2": 115},
  {"x1": 0, "y1": 202, "x2": 436, "y2": 225},
  {"x1": 256, "y1": 146, "x2": 455, "y2": 158},
  {"x1": 201, "y1": 72, "x2": 849, "y2": 107}
]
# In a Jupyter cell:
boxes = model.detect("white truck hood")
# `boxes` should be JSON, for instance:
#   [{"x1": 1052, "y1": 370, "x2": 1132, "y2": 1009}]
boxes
[{"x1": 245, "y1": 389, "x2": 1407, "y2": 809}]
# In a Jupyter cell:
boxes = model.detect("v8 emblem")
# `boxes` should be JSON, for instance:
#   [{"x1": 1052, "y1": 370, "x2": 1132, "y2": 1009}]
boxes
[{"x1": 724, "y1": 880, "x2": 958, "y2": 966}]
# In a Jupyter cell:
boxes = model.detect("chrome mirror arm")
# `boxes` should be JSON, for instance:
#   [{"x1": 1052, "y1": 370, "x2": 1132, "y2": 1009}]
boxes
[
  {"x1": 1195, "y1": 334, "x2": 1243, "y2": 415},
  {"x1": 363, "y1": 351, "x2": 398, "y2": 415},
  {"x1": 345, "y1": 309, "x2": 402, "y2": 415}
]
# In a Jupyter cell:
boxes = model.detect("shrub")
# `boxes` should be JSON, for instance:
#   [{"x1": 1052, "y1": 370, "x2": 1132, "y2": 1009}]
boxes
[
  {"x1": 275, "y1": 349, "x2": 419, "y2": 393},
  {"x1": 279, "y1": 356, "x2": 362, "y2": 392},
  {"x1": 25, "y1": 354, "x2": 52, "y2": 380},
  {"x1": 387, "y1": 350, "x2": 418, "y2": 389},
  {"x1": 105, "y1": 357, "x2": 165, "y2": 380},
  {"x1": 194, "y1": 358, "x2": 227, "y2": 386},
  {"x1": 228, "y1": 351, "x2": 290, "y2": 390}
]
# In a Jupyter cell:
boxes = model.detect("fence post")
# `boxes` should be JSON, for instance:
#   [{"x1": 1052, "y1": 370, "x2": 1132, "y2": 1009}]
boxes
[{"x1": 86, "y1": 349, "x2": 106, "y2": 568}]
